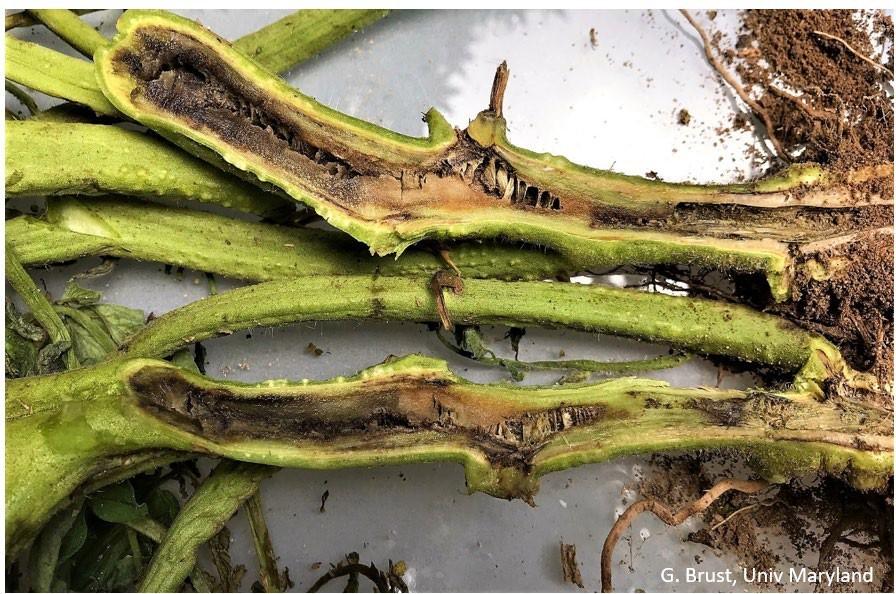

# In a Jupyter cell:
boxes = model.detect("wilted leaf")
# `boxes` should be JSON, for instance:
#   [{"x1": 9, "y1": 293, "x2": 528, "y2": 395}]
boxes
[
  {"x1": 6, "y1": 325, "x2": 39, "y2": 378},
  {"x1": 58, "y1": 280, "x2": 102, "y2": 306},
  {"x1": 209, "y1": 527, "x2": 246, "y2": 592},
  {"x1": 5, "y1": 300, "x2": 44, "y2": 378},
  {"x1": 6, "y1": 299, "x2": 45, "y2": 341},
  {"x1": 35, "y1": 340, "x2": 71, "y2": 375},
  {"x1": 69, "y1": 524, "x2": 136, "y2": 592},
  {"x1": 63, "y1": 309, "x2": 117, "y2": 366},
  {"x1": 89, "y1": 482, "x2": 148, "y2": 524},
  {"x1": 55, "y1": 282, "x2": 145, "y2": 364},
  {"x1": 91, "y1": 303, "x2": 145, "y2": 345}
]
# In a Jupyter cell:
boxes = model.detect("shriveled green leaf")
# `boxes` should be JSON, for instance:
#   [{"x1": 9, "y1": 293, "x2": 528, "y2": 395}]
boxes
[
  {"x1": 209, "y1": 526, "x2": 247, "y2": 592},
  {"x1": 6, "y1": 299, "x2": 45, "y2": 341},
  {"x1": 54, "y1": 282, "x2": 145, "y2": 361},
  {"x1": 58, "y1": 280, "x2": 101, "y2": 306},
  {"x1": 35, "y1": 340, "x2": 71, "y2": 375},
  {"x1": 89, "y1": 482, "x2": 149, "y2": 524},
  {"x1": 6, "y1": 325, "x2": 39, "y2": 378},
  {"x1": 92, "y1": 303, "x2": 145, "y2": 345},
  {"x1": 62, "y1": 307, "x2": 117, "y2": 365},
  {"x1": 29, "y1": 502, "x2": 86, "y2": 592}
]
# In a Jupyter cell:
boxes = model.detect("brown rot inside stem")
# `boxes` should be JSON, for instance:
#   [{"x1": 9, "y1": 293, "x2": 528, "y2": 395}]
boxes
[
  {"x1": 128, "y1": 365, "x2": 608, "y2": 472},
  {"x1": 110, "y1": 26, "x2": 891, "y2": 243}
]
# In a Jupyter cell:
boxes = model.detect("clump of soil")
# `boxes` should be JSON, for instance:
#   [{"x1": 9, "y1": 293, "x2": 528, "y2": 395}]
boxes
[
  {"x1": 789, "y1": 231, "x2": 894, "y2": 388},
  {"x1": 732, "y1": 10, "x2": 893, "y2": 194},
  {"x1": 708, "y1": 10, "x2": 894, "y2": 388},
  {"x1": 639, "y1": 454, "x2": 894, "y2": 593},
  {"x1": 677, "y1": 108, "x2": 692, "y2": 125}
]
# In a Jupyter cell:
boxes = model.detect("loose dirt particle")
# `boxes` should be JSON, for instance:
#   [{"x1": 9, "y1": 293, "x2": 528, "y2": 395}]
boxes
[{"x1": 560, "y1": 541, "x2": 584, "y2": 588}]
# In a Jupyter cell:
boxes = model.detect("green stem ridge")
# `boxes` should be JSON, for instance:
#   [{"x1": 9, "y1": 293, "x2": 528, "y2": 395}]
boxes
[
  {"x1": 26, "y1": 9, "x2": 109, "y2": 57},
  {"x1": 93, "y1": 10, "x2": 891, "y2": 301},
  {"x1": 5, "y1": 244, "x2": 78, "y2": 370},
  {"x1": 232, "y1": 9, "x2": 390, "y2": 75},
  {"x1": 138, "y1": 461, "x2": 275, "y2": 593},
  {"x1": 5, "y1": 122, "x2": 289, "y2": 216},
  {"x1": 6, "y1": 355, "x2": 891, "y2": 556}
]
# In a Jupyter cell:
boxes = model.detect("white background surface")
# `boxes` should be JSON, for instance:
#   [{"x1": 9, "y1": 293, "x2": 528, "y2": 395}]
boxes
[{"x1": 9, "y1": 9, "x2": 795, "y2": 592}]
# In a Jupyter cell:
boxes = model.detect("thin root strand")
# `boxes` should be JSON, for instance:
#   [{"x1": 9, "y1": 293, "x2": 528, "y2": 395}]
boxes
[
  {"x1": 600, "y1": 478, "x2": 769, "y2": 592},
  {"x1": 679, "y1": 9, "x2": 791, "y2": 162}
]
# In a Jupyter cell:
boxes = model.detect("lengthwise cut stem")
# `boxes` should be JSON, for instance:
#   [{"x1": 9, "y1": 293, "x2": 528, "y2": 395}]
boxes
[
  {"x1": 8, "y1": 197, "x2": 579, "y2": 281},
  {"x1": 94, "y1": 11, "x2": 892, "y2": 301},
  {"x1": 5, "y1": 122, "x2": 289, "y2": 216},
  {"x1": 5, "y1": 10, "x2": 388, "y2": 116},
  {"x1": 7, "y1": 355, "x2": 892, "y2": 558}
]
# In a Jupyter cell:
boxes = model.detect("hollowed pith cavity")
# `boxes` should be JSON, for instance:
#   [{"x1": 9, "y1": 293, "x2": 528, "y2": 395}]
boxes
[
  {"x1": 106, "y1": 22, "x2": 891, "y2": 241},
  {"x1": 128, "y1": 366, "x2": 607, "y2": 469}
]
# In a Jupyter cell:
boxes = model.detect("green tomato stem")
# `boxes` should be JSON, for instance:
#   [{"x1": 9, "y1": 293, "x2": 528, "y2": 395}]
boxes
[
  {"x1": 5, "y1": 244, "x2": 78, "y2": 370},
  {"x1": 6, "y1": 355, "x2": 891, "y2": 557},
  {"x1": 6, "y1": 122, "x2": 290, "y2": 216},
  {"x1": 6, "y1": 9, "x2": 99, "y2": 32},
  {"x1": 26, "y1": 9, "x2": 108, "y2": 57},
  {"x1": 232, "y1": 9, "x2": 390, "y2": 75},
  {"x1": 5, "y1": 35, "x2": 118, "y2": 115},
  {"x1": 119, "y1": 274, "x2": 843, "y2": 390},
  {"x1": 8, "y1": 197, "x2": 578, "y2": 282},
  {"x1": 138, "y1": 461, "x2": 276, "y2": 593}
]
